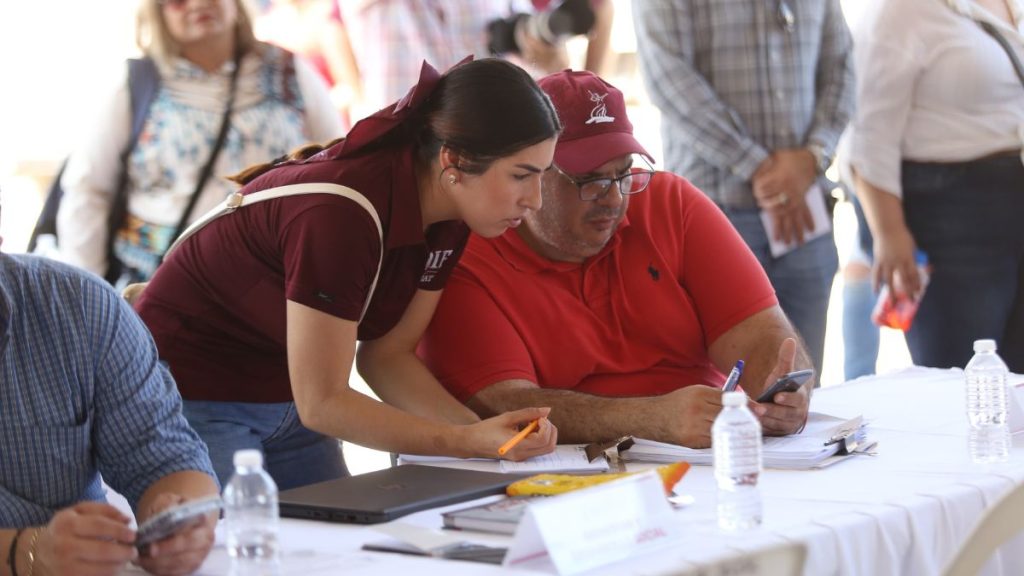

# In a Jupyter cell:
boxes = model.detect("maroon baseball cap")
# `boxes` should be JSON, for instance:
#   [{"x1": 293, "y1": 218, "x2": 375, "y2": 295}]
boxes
[{"x1": 537, "y1": 70, "x2": 654, "y2": 175}]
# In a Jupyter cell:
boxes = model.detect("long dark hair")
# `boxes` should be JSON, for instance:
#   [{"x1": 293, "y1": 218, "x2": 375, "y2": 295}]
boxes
[
  {"x1": 414, "y1": 58, "x2": 561, "y2": 174},
  {"x1": 230, "y1": 58, "x2": 561, "y2": 185}
]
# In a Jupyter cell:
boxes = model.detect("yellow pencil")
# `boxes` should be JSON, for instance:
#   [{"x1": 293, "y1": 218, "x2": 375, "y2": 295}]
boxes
[{"x1": 497, "y1": 419, "x2": 540, "y2": 456}]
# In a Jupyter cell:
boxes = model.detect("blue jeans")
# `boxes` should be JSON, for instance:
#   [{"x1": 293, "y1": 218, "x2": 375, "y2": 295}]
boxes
[
  {"x1": 722, "y1": 208, "x2": 838, "y2": 377},
  {"x1": 843, "y1": 276, "x2": 879, "y2": 380},
  {"x1": 902, "y1": 157, "x2": 1024, "y2": 369},
  {"x1": 843, "y1": 195, "x2": 880, "y2": 380},
  {"x1": 183, "y1": 400, "x2": 348, "y2": 491}
]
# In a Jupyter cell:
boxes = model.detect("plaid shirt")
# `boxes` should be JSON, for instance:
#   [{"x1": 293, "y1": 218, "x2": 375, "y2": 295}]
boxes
[
  {"x1": 633, "y1": 0, "x2": 855, "y2": 209},
  {"x1": 335, "y1": 0, "x2": 533, "y2": 115},
  {"x1": 0, "y1": 254, "x2": 215, "y2": 528}
]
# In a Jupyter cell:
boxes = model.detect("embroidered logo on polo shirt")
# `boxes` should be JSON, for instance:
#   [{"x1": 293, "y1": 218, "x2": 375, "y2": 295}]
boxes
[
  {"x1": 586, "y1": 91, "x2": 615, "y2": 125},
  {"x1": 647, "y1": 264, "x2": 660, "y2": 282},
  {"x1": 421, "y1": 249, "x2": 455, "y2": 283}
]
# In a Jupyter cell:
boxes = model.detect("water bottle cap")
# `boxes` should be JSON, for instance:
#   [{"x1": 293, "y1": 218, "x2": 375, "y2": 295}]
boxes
[
  {"x1": 973, "y1": 339, "x2": 997, "y2": 353},
  {"x1": 233, "y1": 449, "x2": 263, "y2": 468},
  {"x1": 722, "y1": 391, "x2": 746, "y2": 407}
]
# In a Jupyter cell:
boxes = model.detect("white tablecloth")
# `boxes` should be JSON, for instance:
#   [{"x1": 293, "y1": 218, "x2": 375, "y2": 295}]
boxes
[{"x1": 132, "y1": 367, "x2": 1024, "y2": 576}]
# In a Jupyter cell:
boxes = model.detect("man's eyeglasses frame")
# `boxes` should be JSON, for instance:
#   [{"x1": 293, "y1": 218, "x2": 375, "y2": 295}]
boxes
[{"x1": 553, "y1": 158, "x2": 657, "y2": 202}]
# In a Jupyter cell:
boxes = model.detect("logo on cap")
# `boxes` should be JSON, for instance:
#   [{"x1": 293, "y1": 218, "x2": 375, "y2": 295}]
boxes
[{"x1": 585, "y1": 91, "x2": 615, "y2": 125}]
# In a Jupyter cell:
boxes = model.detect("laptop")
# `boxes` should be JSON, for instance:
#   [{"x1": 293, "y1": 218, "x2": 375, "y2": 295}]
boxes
[{"x1": 278, "y1": 465, "x2": 520, "y2": 524}]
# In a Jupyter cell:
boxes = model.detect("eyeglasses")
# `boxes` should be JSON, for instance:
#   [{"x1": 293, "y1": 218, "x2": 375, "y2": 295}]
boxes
[
  {"x1": 776, "y1": 0, "x2": 795, "y2": 34},
  {"x1": 555, "y1": 162, "x2": 656, "y2": 202}
]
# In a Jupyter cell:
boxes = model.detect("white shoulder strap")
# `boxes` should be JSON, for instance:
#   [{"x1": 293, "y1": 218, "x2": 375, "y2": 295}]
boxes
[{"x1": 166, "y1": 183, "x2": 384, "y2": 321}]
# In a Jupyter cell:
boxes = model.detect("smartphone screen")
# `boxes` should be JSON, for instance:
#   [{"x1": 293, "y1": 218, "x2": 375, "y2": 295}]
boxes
[{"x1": 755, "y1": 369, "x2": 814, "y2": 403}]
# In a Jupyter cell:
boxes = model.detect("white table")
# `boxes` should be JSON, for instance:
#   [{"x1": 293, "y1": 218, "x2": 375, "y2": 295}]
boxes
[{"x1": 154, "y1": 368, "x2": 1024, "y2": 576}]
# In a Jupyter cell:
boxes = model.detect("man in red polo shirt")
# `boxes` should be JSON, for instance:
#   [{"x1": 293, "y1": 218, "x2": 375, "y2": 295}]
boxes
[{"x1": 419, "y1": 71, "x2": 812, "y2": 448}]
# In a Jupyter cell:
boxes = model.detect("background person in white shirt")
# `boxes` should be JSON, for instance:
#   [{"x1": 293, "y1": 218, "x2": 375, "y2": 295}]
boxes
[
  {"x1": 848, "y1": 0, "x2": 1024, "y2": 369},
  {"x1": 57, "y1": 0, "x2": 342, "y2": 285}
]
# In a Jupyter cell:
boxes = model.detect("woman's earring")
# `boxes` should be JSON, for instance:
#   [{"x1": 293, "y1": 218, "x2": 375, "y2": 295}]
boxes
[{"x1": 448, "y1": 174, "x2": 458, "y2": 185}]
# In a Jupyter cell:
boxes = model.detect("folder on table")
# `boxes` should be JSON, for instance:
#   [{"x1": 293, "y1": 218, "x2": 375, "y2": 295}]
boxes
[{"x1": 620, "y1": 413, "x2": 874, "y2": 469}]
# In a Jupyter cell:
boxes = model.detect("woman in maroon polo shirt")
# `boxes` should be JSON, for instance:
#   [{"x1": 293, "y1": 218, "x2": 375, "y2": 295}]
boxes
[{"x1": 135, "y1": 58, "x2": 561, "y2": 489}]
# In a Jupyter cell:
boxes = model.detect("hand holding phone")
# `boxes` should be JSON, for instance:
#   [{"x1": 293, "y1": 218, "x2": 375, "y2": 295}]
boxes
[
  {"x1": 755, "y1": 369, "x2": 814, "y2": 403},
  {"x1": 136, "y1": 495, "x2": 222, "y2": 549}
]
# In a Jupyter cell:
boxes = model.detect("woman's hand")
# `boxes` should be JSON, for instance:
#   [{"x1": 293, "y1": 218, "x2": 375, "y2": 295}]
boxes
[
  {"x1": 466, "y1": 407, "x2": 558, "y2": 461},
  {"x1": 872, "y1": 224, "x2": 922, "y2": 300},
  {"x1": 121, "y1": 282, "x2": 148, "y2": 306}
]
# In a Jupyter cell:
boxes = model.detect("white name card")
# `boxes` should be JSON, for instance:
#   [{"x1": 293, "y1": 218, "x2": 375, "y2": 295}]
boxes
[
  {"x1": 503, "y1": 471, "x2": 679, "y2": 575},
  {"x1": 1008, "y1": 378, "x2": 1024, "y2": 433}
]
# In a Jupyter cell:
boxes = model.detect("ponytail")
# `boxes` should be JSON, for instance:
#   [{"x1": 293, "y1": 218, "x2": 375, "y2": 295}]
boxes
[{"x1": 228, "y1": 137, "x2": 345, "y2": 185}]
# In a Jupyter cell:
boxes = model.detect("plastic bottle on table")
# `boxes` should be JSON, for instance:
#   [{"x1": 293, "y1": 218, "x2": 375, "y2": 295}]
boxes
[
  {"x1": 871, "y1": 250, "x2": 930, "y2": 331},
  {"x1": 965, "y1": 339, "x2": 1011, "y2": 464},
  {"x1": 713, "y1": 391, "x2": 763, "y2": 531},
  {"x1": 224, "y1": 449, "x2": 280, "y2": 576}
]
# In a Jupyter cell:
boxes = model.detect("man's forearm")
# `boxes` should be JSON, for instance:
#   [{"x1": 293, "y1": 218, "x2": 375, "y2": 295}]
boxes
[{"x1": 468, "y1": 382, "x2": 667, "y2": 444}]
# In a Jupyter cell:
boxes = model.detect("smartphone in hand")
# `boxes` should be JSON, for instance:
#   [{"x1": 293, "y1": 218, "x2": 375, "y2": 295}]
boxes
[
  {"x1": 136, "y1": 495, "x2": 222, "y2": 549},
  {"x1": 755, "y1": 369, "x2": 814, "y2": 403}
]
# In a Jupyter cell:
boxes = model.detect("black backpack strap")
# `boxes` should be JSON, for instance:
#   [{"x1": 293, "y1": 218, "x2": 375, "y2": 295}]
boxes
[
  {"x1": 104, "y1": 57, "x2": 162, "y2": 281},
  {"x1": 27, "y1": 58, "x2": 161, "y2": 256}
]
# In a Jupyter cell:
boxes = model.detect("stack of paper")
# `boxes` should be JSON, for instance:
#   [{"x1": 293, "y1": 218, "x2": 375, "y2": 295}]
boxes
[{"x1": 621, "y1": 413, "x2": 871, "y2": 470}]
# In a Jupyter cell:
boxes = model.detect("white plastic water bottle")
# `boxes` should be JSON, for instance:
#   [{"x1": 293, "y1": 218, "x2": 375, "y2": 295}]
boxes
[
  {"x1": 965, "y1": 339, "x2": 1011, "y2": 464},
  {"x1": 713, "y1": 391, "x2": 763, "y2": 531},
  {"x1": 224, "y1": 450, "x2": 280, "y2": 576}
]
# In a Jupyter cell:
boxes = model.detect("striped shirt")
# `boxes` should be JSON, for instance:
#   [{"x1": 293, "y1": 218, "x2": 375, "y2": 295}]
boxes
[
  {"x1": 633, "y1": 0, "x2": 855, "y2": 209},
  {"x1": 0, "y1": 254, "x2": 215, "y2": 528}
]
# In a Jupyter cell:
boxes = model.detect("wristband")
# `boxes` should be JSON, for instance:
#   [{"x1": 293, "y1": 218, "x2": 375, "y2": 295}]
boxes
[
  {"x1": 7, "y1": 528, "x2": 23, "y2": 576},
  {"x1": 24, "y1": 529, "x2": 39, "y2": 576}
]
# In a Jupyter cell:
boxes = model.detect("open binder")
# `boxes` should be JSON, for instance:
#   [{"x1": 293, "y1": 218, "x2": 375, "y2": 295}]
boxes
[{"x1": 621, "y1": 413, "x2": 874, "y2": 469}]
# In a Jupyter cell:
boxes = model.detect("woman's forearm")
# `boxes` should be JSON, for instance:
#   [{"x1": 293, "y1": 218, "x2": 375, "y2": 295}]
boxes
[
  {"x1": 356, "y1": 347, "x2": 479, "y2": 425},
  {"x1": 854, "y1": 174, "x2": 908, "y2": 240},
  {"x1": 295, "y1": 385, "x2": 476, "y2": 457}
]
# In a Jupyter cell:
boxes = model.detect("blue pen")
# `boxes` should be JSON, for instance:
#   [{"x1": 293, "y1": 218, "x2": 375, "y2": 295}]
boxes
[{"x1": 722, "y1": 360, "x2": 745, "y2": 392}]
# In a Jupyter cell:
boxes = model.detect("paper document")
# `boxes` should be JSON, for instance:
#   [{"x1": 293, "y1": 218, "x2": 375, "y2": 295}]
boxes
[
  {"x1": 499, "y1": 445, "x2": 609, "y2": 473},
  {"x1": 760, "y1": 183, "x2": 832, "y2": 258},
  {"x1": 621, "y1": 413, "x2": 872, "y2": 469}
]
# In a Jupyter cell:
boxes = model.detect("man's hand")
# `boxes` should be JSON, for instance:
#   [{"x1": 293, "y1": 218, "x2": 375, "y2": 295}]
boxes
[
  {"x1": 33, "y1": 502, "x2": 137, "y2": 576},
  {"x1": 752, "y1": 150, "x2": 817, "y2": 244},
  {"x1": 135, "y1": 493, "x2": 217, "y2": 576},
  {"x1": 753, "y1": 338, "x2": 811, "y2": 436},
  {"x1": 659, "y1": 385, "x2": 765, "y2": 449}
]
